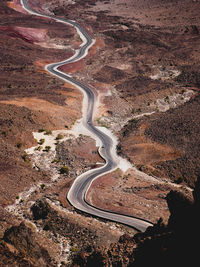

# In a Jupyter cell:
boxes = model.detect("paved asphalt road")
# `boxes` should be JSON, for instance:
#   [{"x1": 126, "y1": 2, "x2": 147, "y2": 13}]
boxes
[{"x1": 22, "y1": 0, "x2": 153, "y2": 232}]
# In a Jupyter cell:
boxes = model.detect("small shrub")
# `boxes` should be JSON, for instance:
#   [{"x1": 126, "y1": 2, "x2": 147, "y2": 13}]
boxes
[
  {"x1": 1, "y1": 131, "x2": 7, "y2": 137},
  {"x1": 38, "y1": 138, "x2": 45, "y2": 145},
  {"x1": 43, "y1": 146, "x2": 51, "y2": 152},
  {"x1": 55, "y1": 134, "x2": 64, "y2": 140},
  {"x1": 38, "y1": 129, "x2": 45, "y2": 133},
  {"x1": 175, "y1": 176, "x2": 184, "y2": 184},
  {"x1": 164, "y1": 96, "x2": 169, "y2": 103},
  {"x1": 131, "y1": 108, "x2": 135, "y2": 114},
  {"x1": 21, "y1": 153, "x2": 30, "y2": 164},
  {"x1": 40, "y1": 184, "x2": 45, "y2": 190},
  {"x1": 51, "y1": 158, "x2": 61, "y2": 164},
  {"x1": 55, "y1": 141, "x2": 60, "y2": 146},
  {"x1": 71, "y1": 247, "x2": 79, "y2": 253},
  {"x1": 34, "y1": 146, "x2": 42, "y2": 151},
  {"x1": 116, "y1": 144, "x2": 122, "y2": 154},
  {"x1": 138, "y1": 165, "x2": 144, "y2": 171},
  {"x1": 16, "y1": 141, "x2": 23, "y2": 149},
  {"x1": 44, "y1": 130, "x2": 52, "y2": 135},
  {"x1": 60, "y1": 166, "x2": 69, "y2": 175}
]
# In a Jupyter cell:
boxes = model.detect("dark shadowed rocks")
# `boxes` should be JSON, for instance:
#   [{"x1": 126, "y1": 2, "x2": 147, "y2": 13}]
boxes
[
  {"x1": 31, "y1": 199, "x2": 50, "y2": 220},
  {"x1": 3, "y1": 222, "x2": 55, "y2": 266}
]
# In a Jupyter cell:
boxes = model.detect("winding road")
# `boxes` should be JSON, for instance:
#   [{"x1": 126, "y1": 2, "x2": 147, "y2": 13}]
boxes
[{"x1": 21, "y1": 0, "x2": 153, "y2": 232}]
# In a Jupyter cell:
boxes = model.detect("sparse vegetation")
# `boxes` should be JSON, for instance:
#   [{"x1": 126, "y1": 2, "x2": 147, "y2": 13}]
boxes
[
  {"x1": 131, "y1": 108, "x2": 135, "y2": 114},
  {"x1": 34, "y1": 146, "x2": 42, "y2": 151},
  {"x1": 116, "y1": 143, "x2": 122, "y2": 154},
  {"x1": 71, "y1": 246, "x2": 79, "y2": 253},
  {"x1": 16, "y1": 141, "x2": 23, "y2": 149},
  {"x1": 55, "y1": 134, "x2": 64, "y2": 140},
  {"x1": 21, "y1": 152, "x2": 30, "y2": 164},
  {"x1": 0, "y1": 0, "x2": 200, "y2": 266},
  {"x1": 60, "y1": 166, "x2": 69, "y2": 175},
  {"x1": 96, "y1": 118, "x2": 109, "y2": 128},
  {"x1": 1, "y1": 131, "x2": 7, "y2": 137},
  {"x1": 43, "y1": 146, "x2": 51, "y2": 152},
  {"x1": 44, "y1": 130, "x2": 52, "y2": 135},
  {"x1": 51, "y1": 158, "x2": 61, "y2": 164},
  {"x1": 40, "y1": 184, "x2": 45, "y2": 190},
  {"x1": 175, "y1": 176, "x2": 184, "y2": 184},
  {"x1": 38, "y1": 129, "x2": 45, "y2": 133},
  {"x1": 38, "y1": 138, "x2": 45, "y2": 145}
]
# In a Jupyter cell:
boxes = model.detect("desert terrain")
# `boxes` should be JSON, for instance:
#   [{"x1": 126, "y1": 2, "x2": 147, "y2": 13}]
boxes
[{"x1": 0, "y1": 0, "x2": 199, "y2": 266}]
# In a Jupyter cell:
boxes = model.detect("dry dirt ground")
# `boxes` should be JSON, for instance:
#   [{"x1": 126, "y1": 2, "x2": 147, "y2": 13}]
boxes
[
  {"x1": 0, "y1": 0, "x2": 199, "y2": 265},
  {"x1": 46, "y1": 0, "x2": 200, "y2": 185}
]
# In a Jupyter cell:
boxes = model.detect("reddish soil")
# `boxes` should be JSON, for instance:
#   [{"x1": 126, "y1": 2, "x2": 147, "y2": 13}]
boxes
[
  {"x1": 0, "y1": 1, "x2": 82, "y2": 207},
  {"x1": 87, "y1": 168, "x2": 176, "y2": 224},
  {"x1": 0, "y1": 0, "x2": 200, "y2": 265}
]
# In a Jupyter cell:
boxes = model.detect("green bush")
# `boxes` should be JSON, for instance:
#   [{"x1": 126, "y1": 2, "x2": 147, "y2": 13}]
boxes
[
  {"x1": 34, "y1": 146, "x2": 42, "y2": 151},
  {"x1": 38, "y1": 129, "x2": 45, "y2": 133},
  {"x1": 21, "y1": 153, "x2": 30, "y2": 164},
  {"x1": 44, "y1": 130, "x2": 52, "y2": 135},
  {"x1": 51, "y1": 158, "x2": 61, "y2": 164},
  {"x1": 55, "y1": 134, "x2": 64, "y2": 140},
  {"x1": 71, "y1": 247, "x2": 79, "y2": 253},
  {"x1": 60, "y1": 166, "x2": 69, "y2": 175},
  {"x1": 43, "y1": 146, "x2": 51, "y2": 152},
  {"x1": 38, "y1": 138, "x2": 45, "y2": 145}
]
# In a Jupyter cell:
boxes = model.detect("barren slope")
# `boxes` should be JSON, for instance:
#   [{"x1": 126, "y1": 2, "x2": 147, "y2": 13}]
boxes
[{"x1": 0, "y1": 0, "x2": 199, "y2": 265}]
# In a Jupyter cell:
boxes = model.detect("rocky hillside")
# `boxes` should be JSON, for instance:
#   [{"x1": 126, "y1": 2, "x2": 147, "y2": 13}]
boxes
[
  {"x1": 37, "y1": 0, "x2": 200, "y2": 186},
  {"x1": 73, "y1": 177, "x2": 200, "y2": 266},
  {"x1": 0, "y1": 0, "x2": 199, "y2": 266}
]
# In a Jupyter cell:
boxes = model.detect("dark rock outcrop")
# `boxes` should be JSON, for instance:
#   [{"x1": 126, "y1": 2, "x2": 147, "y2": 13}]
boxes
[{"x1": 72, "y1": 177, "x2": 200, "y2": 267}]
